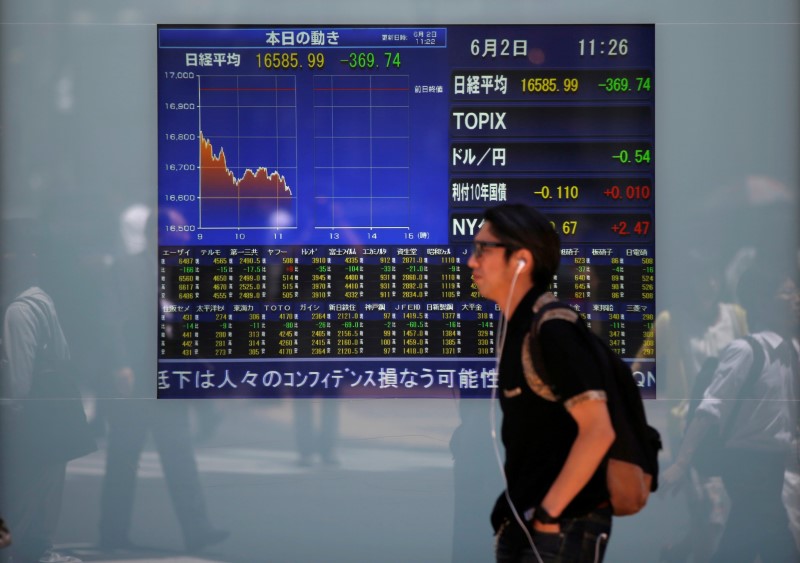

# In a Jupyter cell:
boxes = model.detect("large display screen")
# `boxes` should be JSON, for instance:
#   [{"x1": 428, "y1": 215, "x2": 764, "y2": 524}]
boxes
[{"x1": 156, "y1": 24, "x2": 655, "y2": 399}]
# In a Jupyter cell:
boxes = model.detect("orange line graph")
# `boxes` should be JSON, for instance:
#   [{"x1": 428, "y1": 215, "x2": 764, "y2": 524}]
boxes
[{"x1": 200, "y1": 131, "x2": 293, "y2": 198}]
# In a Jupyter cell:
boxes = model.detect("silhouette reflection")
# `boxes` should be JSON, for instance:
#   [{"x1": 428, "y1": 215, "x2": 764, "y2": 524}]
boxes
[
  {"x1": 95, "y1": 206, "x2": 228, "y2": 553},
  {"x1": 662, "y1": 259, "x2": 799, "y2": 562},
  {"x1": 644, "y1": 249, "x2": 747, "y2": 562},
  {"x1": 0, "y1": 219, "x2": 95, "y2": 563}
]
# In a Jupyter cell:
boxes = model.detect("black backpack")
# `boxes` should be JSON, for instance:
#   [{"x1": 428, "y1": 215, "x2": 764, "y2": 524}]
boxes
[
  {"x1": 532, "y1": 300, "x2": 662, "y2": 516},
  {"x1": 1, "y1": 295, "x2": 97, "y2": 464}
]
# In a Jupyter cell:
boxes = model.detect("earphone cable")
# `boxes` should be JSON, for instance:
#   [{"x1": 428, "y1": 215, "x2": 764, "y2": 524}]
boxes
[{"x1": 490, "y1": 267, "x2": 543, "y2": 563}]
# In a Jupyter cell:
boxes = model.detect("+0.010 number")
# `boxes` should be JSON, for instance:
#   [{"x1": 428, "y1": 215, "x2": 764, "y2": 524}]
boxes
[{"x1": 604, "y1": 185, "x2": 651, "y2": 200}]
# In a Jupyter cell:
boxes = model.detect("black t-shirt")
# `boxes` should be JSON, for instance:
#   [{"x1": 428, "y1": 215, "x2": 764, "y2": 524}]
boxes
[{"x1": 494, "y1": 288, "x2": 609, "y2": 522}]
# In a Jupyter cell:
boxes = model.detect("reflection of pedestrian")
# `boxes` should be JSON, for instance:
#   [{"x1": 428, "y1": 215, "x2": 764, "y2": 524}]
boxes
[
  {"x1": 0, "y1": 219, "x2": 95, "y2": 563},
  {"x1": 449, "y1": 397, "x2": 501, "y2": 562},
  {"x1": 662, "y1": 262, "x2": 800, "y2": 562},
  {"x1": 293, "y1": 392, "x2": 340, "y2": 467},
  {"x1": 97, "y1": 207, "x2": 227, "y2": 552},
  {"x1": 648, "y1": 250, "x2": 747, "y2": 562},
  {"x1": 469, "y1": 204, "x2": 615, "y2": 562},
  {"x1": 287, "y1": 211, "x2": 356, "y2": 469},
  {"x1": 784, "y1": 442, "x2": 800, "y2": 553}
]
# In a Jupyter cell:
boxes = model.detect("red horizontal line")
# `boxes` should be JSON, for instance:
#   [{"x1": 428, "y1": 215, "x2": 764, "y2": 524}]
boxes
[
  {"x1": 314, "y1": 88, "x2": 409, "y2": 91},
  {"x1": 200, "y1": 88, "x2": 296, "y2": 91}
]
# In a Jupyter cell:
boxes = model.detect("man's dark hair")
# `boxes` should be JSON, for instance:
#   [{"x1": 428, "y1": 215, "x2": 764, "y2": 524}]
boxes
[
  {"x1": 482, "y1": 204, "x2": 561, "y2": 289},
  {"x1": 736, "y1": 258, "x2": 798, "y2": 329}
]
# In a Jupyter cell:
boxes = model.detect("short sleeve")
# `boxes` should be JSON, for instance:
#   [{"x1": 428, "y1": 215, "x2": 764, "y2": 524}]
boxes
[
  {"x1": 536, "y1": 318, "x2": 606, "y2": 407},
  {"x1": 696, "y1": 338, "x2": 755, "y2": 423}
]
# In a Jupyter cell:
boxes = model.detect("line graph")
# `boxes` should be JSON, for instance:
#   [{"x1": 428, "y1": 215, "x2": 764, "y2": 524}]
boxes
[
  {"x1": 198, "y1": 74, "x2": 297, "y2": 229},
  {"x1": 313, "y1": 75, "x2": 410, "y2": 229}
]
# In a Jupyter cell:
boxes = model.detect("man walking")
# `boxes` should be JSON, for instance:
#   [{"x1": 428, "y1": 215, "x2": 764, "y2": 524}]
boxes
[{"x1": 468, "y1": 204, "x2": 615, "y2": 563}]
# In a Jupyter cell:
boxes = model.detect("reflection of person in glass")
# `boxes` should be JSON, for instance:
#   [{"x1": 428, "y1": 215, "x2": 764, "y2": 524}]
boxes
[
  {"x1": 0, "y1": 219, "x2": 94, "y2": 563},
  {"x1": 450, "y1": 395, "x2": 501, "y2": 562},
  {"x1": 646, "y1": 250, "x2": 747, "y2": 563},
  {"x1": 469, "y1": 204, "x2": 615, "y2": 563},
  {"x1": 283, "y1": 203, "x2": 347, "y2": 468},
  {"x1": 662, "y1": 261, "x2": 800, "y2": 562},
  {"x1": 97, "y1": 207, "x2": 228, "y2": 553}
]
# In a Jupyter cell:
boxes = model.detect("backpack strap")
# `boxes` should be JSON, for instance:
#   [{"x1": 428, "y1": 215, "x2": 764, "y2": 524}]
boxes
[
  {"x1": 521, "y1": 296, "x2": 583, "y2": 402},
  {"x1": 718, "y1": 334, "x2": 766, "y2": 443},
  {"x1": 532, "y1": 294, "x2": 581, "y2": 331}
]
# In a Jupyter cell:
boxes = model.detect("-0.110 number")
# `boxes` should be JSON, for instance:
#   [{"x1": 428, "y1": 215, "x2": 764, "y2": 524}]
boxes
[{"x1": 534, "y1": 185, "x2": 579, "y2": 200}]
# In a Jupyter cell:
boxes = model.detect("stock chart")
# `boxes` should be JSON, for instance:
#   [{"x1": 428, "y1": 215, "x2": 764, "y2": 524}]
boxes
[{"x1": 157, "y1": 25, "x2": 655, "y2": 398}]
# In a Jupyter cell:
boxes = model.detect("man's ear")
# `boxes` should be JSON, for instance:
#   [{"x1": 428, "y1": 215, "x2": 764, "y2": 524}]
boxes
[{"x1": 513, "y1": 248, "x2": 534, "y2": 274}]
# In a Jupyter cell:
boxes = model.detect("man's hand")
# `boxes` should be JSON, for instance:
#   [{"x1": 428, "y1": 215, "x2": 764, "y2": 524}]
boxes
[
  {"x1": 660, "y1": 460, "x2": 689, "y2": 495},
  {"x1": 540, "y1": 398, "x2": 615, "y2": 518},
  {"x1": 660, "y1": 413, "x2": 715, "y2": 496},
  {"x1": 531, "y1": 519, "x2": 560, "y2": 534}
]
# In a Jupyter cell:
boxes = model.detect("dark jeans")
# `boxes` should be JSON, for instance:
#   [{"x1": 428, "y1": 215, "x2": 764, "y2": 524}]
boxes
[{"x1": 495, "y1": 506, "x2": 612, "y2": 563}]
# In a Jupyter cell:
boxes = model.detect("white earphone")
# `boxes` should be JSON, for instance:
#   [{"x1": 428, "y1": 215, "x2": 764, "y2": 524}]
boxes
[{"x1": 516, "y1": 259, "x2": 526, "y2": 273}]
